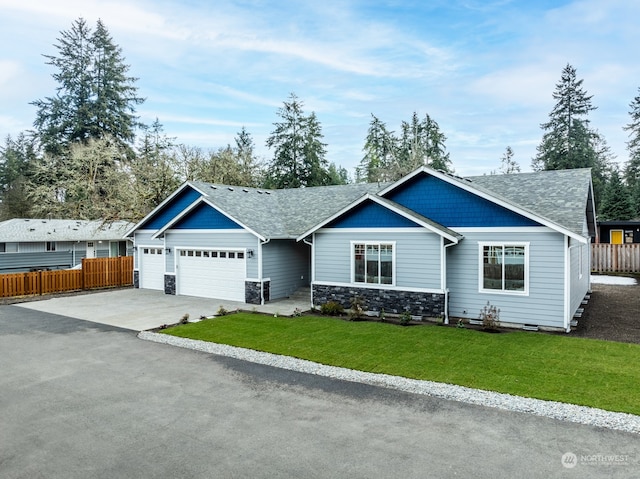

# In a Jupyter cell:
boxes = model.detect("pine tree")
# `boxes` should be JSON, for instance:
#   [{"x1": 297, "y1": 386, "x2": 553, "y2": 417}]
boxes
[
  {"x1": 234, "y1": 127, "x2": 263, "y2": 187},
  {"x1": 265, "y1": 94, "x2": 332, "y2": 188},
  {"x1": 0, "y1": 134, "x2": 38, "y2": 219},
  {"x1": 421, "y1": 113, "x2": 451, "y2": 172},
  {"x1": 623, "y1": 87, "x2": 640, "y2": 217},
  {"x1": 599, "y1": 168, "x2": 634, "y2": 221},
  {"x1": 32, "y1": 18, "x2": 143, "y2": 156},
  {"x1": 499, "y1": 146, "x2": 520, "y2": 174},
  {"x1": 357, "y1": 112, "x2": 451, "y2": 182},
  {"x1": 532, "y1": 64, "x2": 610, "y2": 206},
  {"x1": 533, "y1": 64, "x2": 597, "y2": 171},
  {"x1": 356, "y1": 114, "x2": 396, "y2": 183}
]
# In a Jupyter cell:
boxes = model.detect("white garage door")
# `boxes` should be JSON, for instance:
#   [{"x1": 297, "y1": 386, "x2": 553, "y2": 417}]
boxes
[
  {"x1": 177, "y1": 249, "x2": 246, "y2": 301},
  {"x1": 139, "y1": 247, "x2": 165, "y2": 290}
]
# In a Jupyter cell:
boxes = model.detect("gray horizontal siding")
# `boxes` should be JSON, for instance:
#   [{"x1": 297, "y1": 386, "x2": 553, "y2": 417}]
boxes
[
  {"x1": 0, "y1": 251, "x2": 75, "y2": 273},
  {"x1": 263, "y1": 240, "x2": 310, "y2": 300},
  {"x1": 569, "y1": 238, "x2": 590, "y2": 319},
  {"x1": 314, "y1": 230, "x2": 443, "y2": 290},
  {"x1": 447, "y1": 230, "x2": 566, "y2": 328},
  {"x1": 164, "y1": 230, "x2": 259, "y2": 277}
]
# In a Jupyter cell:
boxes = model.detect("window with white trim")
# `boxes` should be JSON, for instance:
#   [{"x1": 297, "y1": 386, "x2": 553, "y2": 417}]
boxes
[
  {"x1": 480, "y1": 242, "x2": 528, "y2": 294},
  {"x1": 46, "y1": 241, "x2": 56, "y2": 252},
  {"x1": 353, "y1": 242, "x2": 394, "y2": 285}
]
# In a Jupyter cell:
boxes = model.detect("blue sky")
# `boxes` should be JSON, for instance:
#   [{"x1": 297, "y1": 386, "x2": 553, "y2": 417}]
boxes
[{"x1": 1, "y1": 0, "x2": 639, "y2": 177}]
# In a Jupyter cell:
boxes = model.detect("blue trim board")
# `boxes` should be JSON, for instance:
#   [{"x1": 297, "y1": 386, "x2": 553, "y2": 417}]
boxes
[
  {"x1": 329, "y1": 200, "x2": 421, "y2": 228},
  {"x1": 173, "y1": 202, "x2": 243, "y2": 230},
  {"x1": 141, "y1": 187, "x2": 202, "y2": 230},
  {"x1": 386, "y1": 174, "x2": 540, "y2": 227}
]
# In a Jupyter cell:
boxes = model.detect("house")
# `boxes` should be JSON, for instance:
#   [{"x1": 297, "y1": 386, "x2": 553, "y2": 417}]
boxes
[
  {"x1": 597, "y1": 220, "x2": 640, "y2": 244},
  {"x1": 0, "y1": 218, "x2": 133, "y2": 274},
  {"x1": 125, "y1": 167, "x2": 596, "y2": 332}
]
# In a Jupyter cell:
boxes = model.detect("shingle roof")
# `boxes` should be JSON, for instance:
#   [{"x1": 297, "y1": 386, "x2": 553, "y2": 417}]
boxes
[
  {"x1": 189, "y1": 181, "x2": 388, "y2": 238},
  {"x1": 172, "y1": 168, "x2": 592, "y2": 239},
  {"x1": 0, "y1": 219, "x2": 134, "y2": 243},
  {"x1": 465, "y1": 168, "x2": 593, "y2": 236}
]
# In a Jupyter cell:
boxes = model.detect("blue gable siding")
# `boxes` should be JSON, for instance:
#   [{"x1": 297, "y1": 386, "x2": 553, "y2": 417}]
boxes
[
  {"x1": 329, "y1": 201, "x2": 421, "y2": 228},
  {"x1": 142, "y1": 187, "x2": 202, "y2": 230},
  {"x1": 173, "y1": 203, "x2": 243, "y2": 230},
  {"x1": 386, "y1": 174, "x2": 540, "y2": 227}
]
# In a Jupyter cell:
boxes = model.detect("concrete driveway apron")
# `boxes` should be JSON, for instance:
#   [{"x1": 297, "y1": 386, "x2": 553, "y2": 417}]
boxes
[{"x1": 15, "y1": 288, "x2": 253, "y2": 331}]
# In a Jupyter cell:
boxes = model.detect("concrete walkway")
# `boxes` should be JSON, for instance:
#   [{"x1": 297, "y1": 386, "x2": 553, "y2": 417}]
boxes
[{"x1": 15, "y1": 288, "x2": 311, "y2": 331}]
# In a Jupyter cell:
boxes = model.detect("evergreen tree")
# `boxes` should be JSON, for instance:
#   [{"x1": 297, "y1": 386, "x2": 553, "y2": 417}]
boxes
[
  {"x1": 533, "y1": 64, "x2": 597, "y2": 171},
  {"x1": 623, "y1": 87, "x2": 640, "y2": 217},
  {"x1": 327, "y1": 162, "x2": 349, "y2": 185},
  {"x1": 532, "y1": 64, "x2": 610, "y2": 206},
  {"x1": 265, "y1": 94, "x2": 332, "y2": 188},
  {"x1": 599, "y1": 167, "x2": 634, "y2": 221},
  {"x1": 421, "y1": 113, "x2": 451, "y2": 172},
  {"x1": 234, "y1": 127, "x2": 263, "y2": 187},
  {"x1": 499, "y1": 146, "x2": 520, "y2": 174},
  {"x1": 356, "y1": 114, "x2": 396, "y2": 183},
  {"x1": 32, "y1": 18, "x2": 143, "y2": 156},
  {"x1": 357, "y1": 112, "x2": 451, "y2": 182},
  {"x1": 0, "y1": 134, "x2": 38, "y2": 219}
]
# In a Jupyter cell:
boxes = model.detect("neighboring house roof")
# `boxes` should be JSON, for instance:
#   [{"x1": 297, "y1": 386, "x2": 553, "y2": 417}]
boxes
[
  {"x1": 0, "y1": 218, "x2": 134, "y2": 243},
  {"x1": 127, "y1": 167, "x2": 595, "y2": 242}
]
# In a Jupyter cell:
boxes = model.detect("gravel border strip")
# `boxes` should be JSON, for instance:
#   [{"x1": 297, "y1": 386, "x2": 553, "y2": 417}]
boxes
[{"x1": 138, "y1": 331, "x2": 640, "y2": 435}]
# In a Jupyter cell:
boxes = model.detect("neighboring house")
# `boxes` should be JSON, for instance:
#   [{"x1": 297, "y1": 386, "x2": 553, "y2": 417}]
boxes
[
  {"x1": 0, "y1": 218, "x2": 133, "y2": 273},
  {"x1": 125, "y1": 167, "x2": 596, "y2": 332},
  {"x1": 597, "y1": 220, "x2": 640, "y2": 244}
]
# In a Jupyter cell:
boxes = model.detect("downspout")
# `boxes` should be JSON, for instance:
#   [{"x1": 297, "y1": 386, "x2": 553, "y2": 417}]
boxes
[
  {"x1": 442, "y1": 239, "x2": 457, "y2": 325},
  {"x1": 303, "y1": 236, "x2": 314, "y2": 309},
  {"x1": 258, "y1": 238, "x2": 270, "y2": 305}
]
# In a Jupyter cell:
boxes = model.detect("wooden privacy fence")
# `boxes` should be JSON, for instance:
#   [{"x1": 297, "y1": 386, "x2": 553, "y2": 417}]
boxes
[
  {"x1": 0, "y1": 256, "x2": 133, "y2": 298},
  {"x1": 591, "y1": 244, "x2": 640, "y2": 273}
]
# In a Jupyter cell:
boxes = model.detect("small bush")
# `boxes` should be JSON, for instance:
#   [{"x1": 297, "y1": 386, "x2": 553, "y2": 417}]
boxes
[
  {"x1": 179, "y1": 313, "x2": 190, "y2": 325},
  {"x1": 216, "y1": 305, "x2": 228, "y2": 316},
  {"x1": 320, "y1": 301, "x2": 344, "y2": 316},
  {"x1": 293, "y1": 307, "x2": 303, "y2": 317},
  {"x1": 479, "y1": 301, "x2": 500, "y2": 330},
  {"x1": 349, "y1": 295, "x2": 366, "y2": 321},
  {"x1": 400, "y1": 310, "x2": 412, "y2": 325}
]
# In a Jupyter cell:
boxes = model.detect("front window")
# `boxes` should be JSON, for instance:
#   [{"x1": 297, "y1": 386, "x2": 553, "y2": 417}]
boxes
[
  {"x1": 353, "y1": 242, "x2": 394, "y2": 285},
  {"x1": 46, "y1": 241, "x2": 56, "y2": 252},
  {"x1": 480, "y1": 243, "x2": 528, "y2": 294}
]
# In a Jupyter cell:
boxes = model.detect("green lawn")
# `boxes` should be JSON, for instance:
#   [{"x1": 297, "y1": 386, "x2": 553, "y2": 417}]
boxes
[{"x1": 162, "y1": 313, "x2": 640, "y2": 415}]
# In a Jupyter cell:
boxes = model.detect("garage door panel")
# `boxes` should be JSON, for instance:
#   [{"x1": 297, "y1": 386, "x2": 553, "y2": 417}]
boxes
[
  {"x1": 139, "y1": 247, "x2": 165, "y2": 290},
  {"x1": 177, "y1": 249, "x2": 246, "y2": 301}
]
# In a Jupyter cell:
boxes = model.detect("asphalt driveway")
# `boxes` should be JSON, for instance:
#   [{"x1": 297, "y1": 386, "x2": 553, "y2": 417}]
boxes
[
  {"x1": 1, "y1": 306, "x2": 638, "y2": 478},
  {"x1": 14, "y1": 288, "x2": 308, "y2": 331}
]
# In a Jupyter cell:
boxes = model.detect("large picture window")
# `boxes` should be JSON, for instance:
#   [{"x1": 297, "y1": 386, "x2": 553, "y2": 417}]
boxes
[
  {"x1": 480, "y1": 243, "x2": 528, "y2": 294},
  {"x1": 353, "y1": 242, "x2": 394, "y2": 285}
]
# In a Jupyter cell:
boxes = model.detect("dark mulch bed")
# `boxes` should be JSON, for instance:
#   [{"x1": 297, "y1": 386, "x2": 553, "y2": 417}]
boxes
[{"x1": 572, "y1": 276, "x2": 640, "y2": 344}]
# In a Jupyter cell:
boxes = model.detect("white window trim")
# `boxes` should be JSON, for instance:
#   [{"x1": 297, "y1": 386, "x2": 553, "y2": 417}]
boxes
[
  {"x1": 478, "y1": 241, "x2": 529, "y2": 296},
  {"x1": 350, "y1": 241, "x2": 396, "y2": 286}
]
